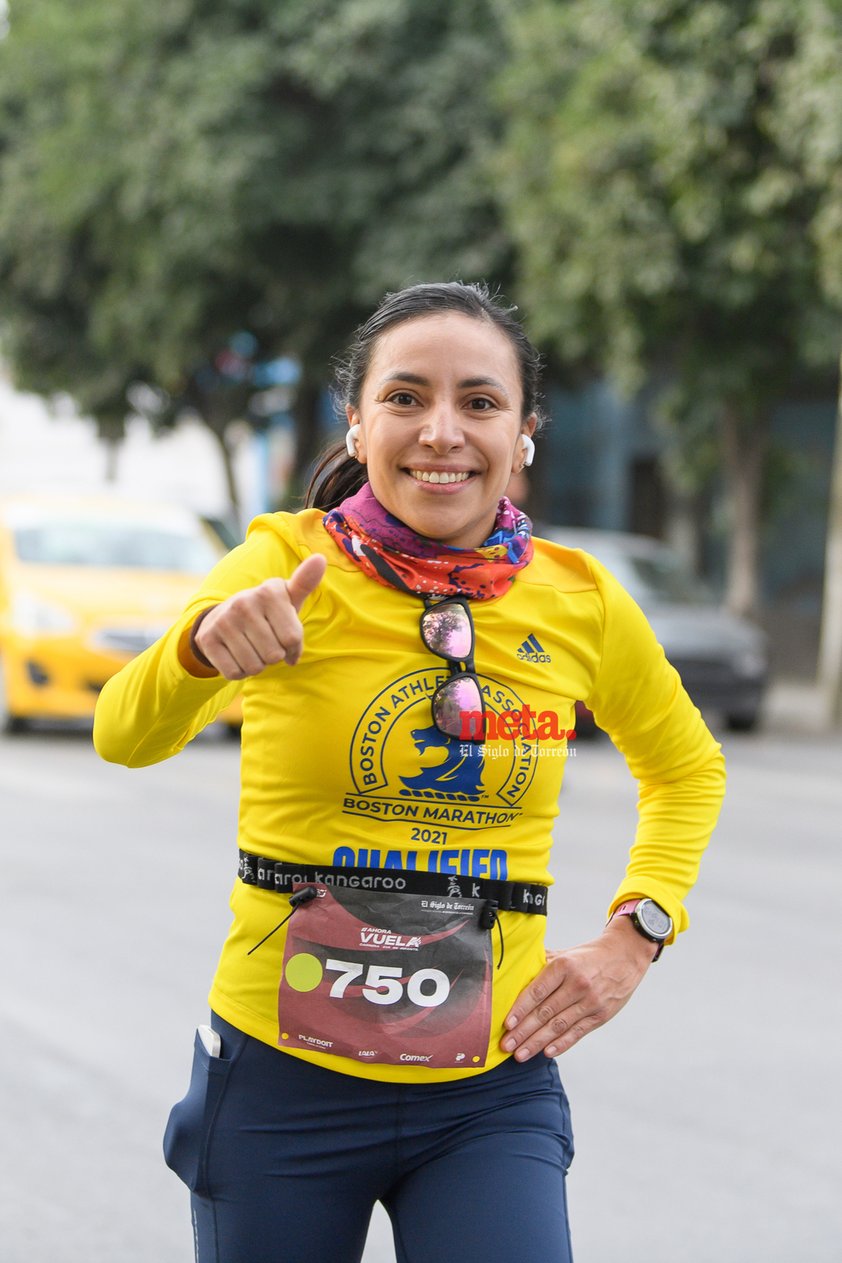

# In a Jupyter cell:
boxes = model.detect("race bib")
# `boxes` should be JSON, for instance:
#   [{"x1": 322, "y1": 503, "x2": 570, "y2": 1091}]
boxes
[{"x1": 277, "y1": 885, "x2": 493, "y2": 1068}]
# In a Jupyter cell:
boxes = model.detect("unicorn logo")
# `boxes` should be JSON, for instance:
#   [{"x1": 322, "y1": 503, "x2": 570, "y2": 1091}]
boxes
[{"x1": 398, "y1": 724, "x2": 485, "y2": 800}]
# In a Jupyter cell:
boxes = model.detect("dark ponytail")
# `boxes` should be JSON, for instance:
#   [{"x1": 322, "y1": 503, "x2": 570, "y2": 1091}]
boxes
[{"x1": 305, "y1": 440, "x2": 367, "y2": 511}]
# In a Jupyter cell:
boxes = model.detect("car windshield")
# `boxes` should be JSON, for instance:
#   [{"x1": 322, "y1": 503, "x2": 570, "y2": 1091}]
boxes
[
  {"x1": 607, "y1": 551, "x2": 715, "y2": 606},
  {"x1": 13, "y1": 520, "x2": 222, "y2": 572}
]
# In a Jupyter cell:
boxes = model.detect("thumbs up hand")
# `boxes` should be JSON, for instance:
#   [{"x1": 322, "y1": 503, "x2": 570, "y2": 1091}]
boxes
[{"x1": 191, "y1": 553, "x2": 327, "y2": 680}]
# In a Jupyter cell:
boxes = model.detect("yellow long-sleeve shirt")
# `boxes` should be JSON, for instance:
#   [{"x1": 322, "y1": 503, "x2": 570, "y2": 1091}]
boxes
[{"x1": 94, "y1": 509, "x2": 725, "y2": 1082}]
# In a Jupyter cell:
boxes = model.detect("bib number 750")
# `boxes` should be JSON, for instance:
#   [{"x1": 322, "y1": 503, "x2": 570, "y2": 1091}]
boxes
[{"x1": 325, "y1": 958, "x2": 451, "y2": 1008}]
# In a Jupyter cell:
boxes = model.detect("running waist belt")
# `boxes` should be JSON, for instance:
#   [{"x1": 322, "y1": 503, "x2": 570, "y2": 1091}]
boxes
[{"x1": 237, "y1": 850, "x2": 549, "y2": 917}]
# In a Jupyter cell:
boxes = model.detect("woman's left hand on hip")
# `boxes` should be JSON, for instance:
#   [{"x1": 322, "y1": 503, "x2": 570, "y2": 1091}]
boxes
[{"x1": 500, "y1": 917, "x2": 657, "y2": 1060}]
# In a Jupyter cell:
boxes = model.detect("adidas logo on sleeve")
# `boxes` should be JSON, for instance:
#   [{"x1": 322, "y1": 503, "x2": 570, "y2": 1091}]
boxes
[{"x1": 516, "y1": 634, "x2": 552, "y2": 664}]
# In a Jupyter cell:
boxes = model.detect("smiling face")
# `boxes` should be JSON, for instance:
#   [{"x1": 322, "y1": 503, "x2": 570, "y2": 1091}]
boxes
[{"x1": 347, "y1": 312, "x2": 536, "y2": 549}]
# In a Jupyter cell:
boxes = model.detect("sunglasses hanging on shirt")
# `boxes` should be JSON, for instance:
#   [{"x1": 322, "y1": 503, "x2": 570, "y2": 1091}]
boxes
[{"x1": 419, "y1": 597, "x2": 486, "y2": 742}]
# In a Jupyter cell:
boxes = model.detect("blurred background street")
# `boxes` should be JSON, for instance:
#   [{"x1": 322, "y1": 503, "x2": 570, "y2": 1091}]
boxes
[
  {"x1": 2, "y1": 3, "x2": 842, "y2": 1260},
  {"x1": 1, "y1": 708, "x2": 839, "y2": 1263}
]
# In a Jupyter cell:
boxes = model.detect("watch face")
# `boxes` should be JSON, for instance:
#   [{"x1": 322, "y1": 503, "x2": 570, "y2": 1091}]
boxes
[{"x1": 637, "y1": 899, "x2": 672, "y2": 939}]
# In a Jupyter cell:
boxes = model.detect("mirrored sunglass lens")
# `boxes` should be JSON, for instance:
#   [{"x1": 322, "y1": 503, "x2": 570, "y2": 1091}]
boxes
[
  {"x1": 422, "y1": 603, "x2": 472, "y2": 660},
  {"x1": 432, "y1": 675, "x2": 484, "y2": 737}
]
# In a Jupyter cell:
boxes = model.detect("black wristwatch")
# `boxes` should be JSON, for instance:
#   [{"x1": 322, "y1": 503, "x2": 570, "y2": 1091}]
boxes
[{"x1": 611, "y1": 898, "x2": 673, "y2": 961}]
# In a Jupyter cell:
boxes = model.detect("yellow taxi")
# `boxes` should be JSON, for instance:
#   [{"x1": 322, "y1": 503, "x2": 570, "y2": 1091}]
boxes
[{"x1": 0, "y1": 493, "x2": 241, "y2": 733}]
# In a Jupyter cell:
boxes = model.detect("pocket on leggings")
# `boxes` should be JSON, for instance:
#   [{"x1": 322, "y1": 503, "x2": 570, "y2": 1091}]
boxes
[{"x1": 163, "y1": 1027, "x2": 236, "y2": 1198}]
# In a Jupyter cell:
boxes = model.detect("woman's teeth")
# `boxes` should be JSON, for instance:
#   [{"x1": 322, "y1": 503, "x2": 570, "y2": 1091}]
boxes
[{"x1": 410, "y1": 470, "x2": 471, "y2": 484}]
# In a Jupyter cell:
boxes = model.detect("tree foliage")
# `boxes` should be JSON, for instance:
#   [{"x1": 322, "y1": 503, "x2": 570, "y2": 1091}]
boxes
[
  {"x1": 0, "y1": 0, "x2": 509, "y2": 502},
  {"x1": 495, "y1": 0, "x2": 842, "y2": 613}
]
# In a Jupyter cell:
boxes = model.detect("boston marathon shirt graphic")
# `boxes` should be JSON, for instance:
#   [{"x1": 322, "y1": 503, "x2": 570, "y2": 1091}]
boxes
[{"x1": 337, "y1": 667, "x2": 546, "y2": 882}]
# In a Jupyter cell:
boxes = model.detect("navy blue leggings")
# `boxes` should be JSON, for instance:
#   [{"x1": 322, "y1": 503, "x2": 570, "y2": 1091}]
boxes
[{"x1": 164, "y1": 1013, "x2": 575, "y2": 1263}]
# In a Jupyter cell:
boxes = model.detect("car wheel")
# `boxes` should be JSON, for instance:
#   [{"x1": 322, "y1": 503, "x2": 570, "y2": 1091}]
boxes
[
  {"x1": 2, "y1": 714, "x2": 29, "y2": 735},
  {"x1": 725, "y1": 709, "x2": 760, "y2": 733},
  {"x1": 0, "y1": 660, "x2": 29, "y2": 735}
]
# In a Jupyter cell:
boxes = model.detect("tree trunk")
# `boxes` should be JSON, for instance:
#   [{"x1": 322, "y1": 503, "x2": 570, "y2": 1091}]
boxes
[
  {"x1": 207, "y1": 422, "x2": 240, "y2": 520},
  {"x1": 663, "y1": 486, "x2": 702, "y2": 573},
  {"x1": 291, "y1": 376, "x2": 327, "y2": 498},
  {"x1": 103, "y1": 435, "x2": 121, "y2": 483},
  {"x1": 721, "y1": 404, "x2": 770, "y2": 620},
  {"x1": 817, "y1": 352, "x2": 842, "y2": 726}
]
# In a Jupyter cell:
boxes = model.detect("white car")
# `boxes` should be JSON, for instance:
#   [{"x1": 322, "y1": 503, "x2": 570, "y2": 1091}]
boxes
[{"x1": 540, "y1": 526, "x2": 769, "y2": 732}]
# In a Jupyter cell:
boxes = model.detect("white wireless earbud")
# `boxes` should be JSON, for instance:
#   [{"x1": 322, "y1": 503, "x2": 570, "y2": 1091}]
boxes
[
  {"x1": 345, "y1": 423, "x2": 361, "y2": 458},
  {"x1": 520, "y1": 434, "x2": 535, "y2": 467}
]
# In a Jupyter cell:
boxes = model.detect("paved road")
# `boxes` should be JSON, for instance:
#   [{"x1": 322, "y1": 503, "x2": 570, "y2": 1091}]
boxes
[{"x1": 1, "y1": 719, "x2": 840, "y2": 1262}]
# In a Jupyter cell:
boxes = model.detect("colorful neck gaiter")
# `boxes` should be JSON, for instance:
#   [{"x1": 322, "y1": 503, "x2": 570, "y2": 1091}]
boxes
[{"x1": 322, "y1": 482, "x2": 533, "y2": 600}]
